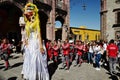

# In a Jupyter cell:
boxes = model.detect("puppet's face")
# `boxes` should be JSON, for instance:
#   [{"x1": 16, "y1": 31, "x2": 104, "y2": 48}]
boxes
[{"x1": 24, "y1": 4, "x2": 35, "y2": 21}]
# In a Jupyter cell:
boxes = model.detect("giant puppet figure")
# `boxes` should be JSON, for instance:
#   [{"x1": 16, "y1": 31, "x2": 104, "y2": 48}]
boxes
[{"x1": 22, "y1": 3, "x2": 49, "y2": 80}]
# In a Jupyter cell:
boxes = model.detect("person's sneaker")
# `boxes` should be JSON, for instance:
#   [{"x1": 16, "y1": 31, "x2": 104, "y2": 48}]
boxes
[
  {"x1": 74, "y1": 64, "x2": 77, "y2": 67},
  {"x1": 95, "y1": 68, "x2": 100, "y2": 71},
  {"x1": 95, "y1": 68, "x2": 98, "y2": 70},
  {"x1": 97, "y1": 68, "x2": 100, "y2": 71},
  {"x1": 59, "y1": 64, "x2": 65, "y2": 69},
  {"x1": 4, "y1": 67, "x2": 8, "y2": 71},
  {"x1": 8, "y1": 66, "x2": 12, "y2": 69},
  {"x1": 65, "y1": 67, "x2": 69, "y2": 70},
  {"x1": 78, "y1": 64, "x2": 81, "y2": 67},
  {"x1": 59, "y1": 66, "x2": 64, "y2": 69}
]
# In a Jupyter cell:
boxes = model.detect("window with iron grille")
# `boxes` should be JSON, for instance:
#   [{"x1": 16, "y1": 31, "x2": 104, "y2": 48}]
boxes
[{"x1": 117, "y1": 12, "x2": 120, "y2": 24}]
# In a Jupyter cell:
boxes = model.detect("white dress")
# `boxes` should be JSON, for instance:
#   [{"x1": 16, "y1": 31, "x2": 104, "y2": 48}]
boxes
[
  {"x1": 21, "y1": 29, "x2": 30, "y2": 79},
  {"x1": 28, "y1": 29, "x2": 49, "y2": 80},
  {"x1": 21, "y1": 45, "x2": 30, "y2": 79}
]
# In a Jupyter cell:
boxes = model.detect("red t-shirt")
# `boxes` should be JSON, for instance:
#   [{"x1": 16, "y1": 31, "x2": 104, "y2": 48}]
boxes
[
  {"x1": 62, "y1": 43, "x2": 70, "y2": 55},
  {"x1": 53, "y1": 45, "x2": 59, "y2": 56},
  {"x1": 77, "y1": 45, "x2": 84, "y2": 56},
  {"x1": 1, "y1": 43, "x2": 11, "y2": 55},
  {"x1": 107, "y1": 43, "x2": 118, "y2": 58},
  {"x1": 46, "y1": 42, "x2": 53, "y2": 58}
]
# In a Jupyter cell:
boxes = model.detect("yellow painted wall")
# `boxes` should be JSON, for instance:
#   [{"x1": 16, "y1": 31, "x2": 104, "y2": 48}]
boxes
[{"x1": 71, "y1": 27, "x2": 100, "y2": 41}]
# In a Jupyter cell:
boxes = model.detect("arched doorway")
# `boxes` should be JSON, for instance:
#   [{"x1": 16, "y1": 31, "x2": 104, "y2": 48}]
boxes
[
  {"x1": 55, "y1": 21, "x2": 62, "y2": 40},
  {"x1": 55, "y1": 16, "x2": 64, "y2": 40},
  {"x1": 0, "y1": 2, "x2": 22, "y2": 45},
  {"x1": 38, "y1": 11, "x2": 48, "y2": 40}
]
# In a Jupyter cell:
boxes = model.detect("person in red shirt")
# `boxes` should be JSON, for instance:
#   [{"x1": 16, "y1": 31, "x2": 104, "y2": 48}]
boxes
[
  {"x1": 46, "y1": 40, "x2": 53, "y2": 61},
  {"x1": 107, "y1": 39, "x2": 118, "y2": 75},
  {"x1": 0, "y1": 38, "x2": 11, "y2": 70},
  {"x1": 61, "y1": 39, "x2": 70, "y2": 70},
  {"x1": 74, "y1": 40, "x2": 84, "y2": 67},
  {"x1": 52, "y1": 40, "x2": 59, "y2": 64}
]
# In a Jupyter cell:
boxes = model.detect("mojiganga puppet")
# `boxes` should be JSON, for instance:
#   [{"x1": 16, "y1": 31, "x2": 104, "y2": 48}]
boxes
[{"x1": 23, "y1": 3, "x2": 44, "y2": 51}]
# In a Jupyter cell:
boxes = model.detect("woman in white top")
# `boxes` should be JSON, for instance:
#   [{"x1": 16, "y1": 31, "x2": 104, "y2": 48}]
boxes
[
  {"x1": 94, "y1": 42, "x2": 102, "y2": 70},
  {"x1": 87, "y1": 42, "x2": 94, "y2": 64}
]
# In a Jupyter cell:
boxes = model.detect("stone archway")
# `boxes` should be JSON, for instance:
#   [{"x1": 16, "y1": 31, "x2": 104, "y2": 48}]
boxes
[
  {"x1": 0, "y1": 2, "x2": 22, "y2": 44},
  {"x1": 38, "y1": 11, "x2": 48, "y2": 40},
  {"x1": 55, "y1": 16, "x2": 65, "y2": 40}
]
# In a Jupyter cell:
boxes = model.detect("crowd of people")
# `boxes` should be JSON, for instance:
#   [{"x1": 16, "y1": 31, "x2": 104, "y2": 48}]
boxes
[
  {"x1": 0, "y1": 37, "x2": 120, "y2": 79},
  {"x1": 0, "y1": 2, "x2": 120, "y2": 80},
  {"x1": 45, "y1": 39, "x2": 120, "y2": 75}
]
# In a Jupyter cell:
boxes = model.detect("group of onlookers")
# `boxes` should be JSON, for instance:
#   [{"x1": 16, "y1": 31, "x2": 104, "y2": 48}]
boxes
[
  {"x1": 0, "y1": 37, "x2": 120, "y2": 75},
  {"x1": 45, "y1": 39, "x2": 120, "y2": 75}
]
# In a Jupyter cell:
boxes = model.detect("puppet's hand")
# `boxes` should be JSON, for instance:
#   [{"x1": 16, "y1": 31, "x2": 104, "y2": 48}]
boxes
[{"x1": 40, "y1": 47, "x2": 45, "y2": 54}]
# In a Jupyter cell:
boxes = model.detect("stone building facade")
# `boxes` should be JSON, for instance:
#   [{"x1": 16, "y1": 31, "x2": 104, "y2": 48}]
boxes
[
  {"x1": 0, "y1": 0, "x2": 70, "y2": 42},
  {"x1": 101, "y1": 0, "x2": 120, "y2": 41}
]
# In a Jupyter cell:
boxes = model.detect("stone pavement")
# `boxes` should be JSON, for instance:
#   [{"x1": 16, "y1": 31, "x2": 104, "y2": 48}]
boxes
[{"x1": 0, "y1": 53, "x2": 120, "y2": 80}]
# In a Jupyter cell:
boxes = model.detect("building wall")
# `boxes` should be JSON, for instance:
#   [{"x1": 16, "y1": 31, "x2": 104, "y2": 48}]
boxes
[
  {"x1": 0, "y1": 0, "x2": 70, "y2": 41},
  {"x1": 106, "y1": 0, "x2": 116, "y2": 40},
  {"x1": 101, "y1": 0, "x2": 120, "y2": 41},
  {"x1": 71, "y1": 27, "x2": 100, "y2": 41}
]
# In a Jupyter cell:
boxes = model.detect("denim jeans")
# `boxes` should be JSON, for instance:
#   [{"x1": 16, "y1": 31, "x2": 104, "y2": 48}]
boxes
[
  {"x1": 88, "y1": 52, "x2": 93, "y2": 63},
  {"x1": 95, "y1": 53, "x2": 101, "y2": 68},
  {"x1": 109, "y1": 57, "x2": 117, "y2": 73}
]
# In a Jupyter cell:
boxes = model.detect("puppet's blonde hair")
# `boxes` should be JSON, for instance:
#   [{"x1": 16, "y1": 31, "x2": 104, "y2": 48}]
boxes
[{"x1": 24, "y1": 3, "x2": 40, "y2": 37}]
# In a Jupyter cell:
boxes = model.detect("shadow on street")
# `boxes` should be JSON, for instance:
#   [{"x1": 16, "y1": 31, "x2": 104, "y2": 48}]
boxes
[
  {"x1": 11, "y1": 62, "x2": 23, "y2": 68},
  {"x1": 48, "y1": 57, "x2": 62, "y2": 80},
  {"x1": 8, "y1": 77, "x2": 17, "y2": 80}
]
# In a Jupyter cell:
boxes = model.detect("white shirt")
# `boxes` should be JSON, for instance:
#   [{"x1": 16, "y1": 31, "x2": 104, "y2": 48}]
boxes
[
  {"x1": 94, "y1": 45, "x2": 101, "y2": 54},
  {"x1": 89, "y1": 46, "x2": 94, "y2": 53},
  {"x1": 103, "y1": 43, "x2": 107, "y2": 51}
]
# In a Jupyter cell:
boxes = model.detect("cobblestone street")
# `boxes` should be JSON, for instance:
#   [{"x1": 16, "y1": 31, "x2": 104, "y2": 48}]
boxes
[{"x1": 0, "y1": 53, "x2": 120, "y2": 80}]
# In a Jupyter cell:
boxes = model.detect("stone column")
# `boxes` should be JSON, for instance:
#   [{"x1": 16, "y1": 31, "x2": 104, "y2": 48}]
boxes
[
  {"x1": 62, "y1": 0, "x2": 70, "y2": 41},
  {"x1": 46, "y1": 21, "x2": 52, "y2": 40},
  {"x1": 51, "y1": 0, "x2": 55, "y2": 41},
  {"x1": 46, "y1": 0, "x2": 55, "y2": 41}
]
